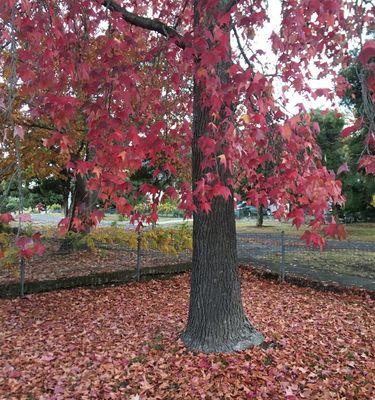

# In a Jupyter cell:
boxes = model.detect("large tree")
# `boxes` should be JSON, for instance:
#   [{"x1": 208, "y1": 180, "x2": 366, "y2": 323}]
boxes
[{"x1": 1, "y1": 0, "x2": 373, "y2": 352}]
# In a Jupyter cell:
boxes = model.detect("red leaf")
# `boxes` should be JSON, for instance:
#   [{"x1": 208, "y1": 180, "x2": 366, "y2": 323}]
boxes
[
  {"x1": 116, "y1": 198, "x2": 133, "y2": 215},
  {"x1": 91, "y1": 209, "x2": 104, "y2": 225},
  {"x1": 32, "y1": 232, "x2": 42, "y2": 241},
  {"x1": 164, "y1": 186, "x2": 178, "y2": 200},
  {"x1": 0, "y1": 213, "x2": 14, "y2": 224},
  {"x1": 301, "y1": 230, "x2": 326, "y2": 250},
  {"x1": 337, "y1": 224, "x2": 347, "y2": 240},
  {"x1": 198, "y1": 136, "x2": 216, "y2": 155},
  {"x1": 324, "y1": 223, "x2": 337, "y2": 238},
  {"x1": 200, "y1": 202, "x2": 211, "y2": 213},
  {"x1": 33, "y1": 241, "x2": 46, "y2": 256},
  {"x1": 337, "y1": 163, "x2": 349, "y2": 175},
  {"x1": 15, "y1": 236, "x2": 33, "y2": 249},
  {"x1": 288, "y1": 208, "x2": 305, "y2": 229},
  {"x1": 211, "y1": 184, "x2": 231, "y2": 200},
  {"x1": 280, "y1": 124, "x2": 292, "y2": 140},
  {"x1": 14, "y1": 125, "x2": 25, "y2": 139},
  {"x1": 19, "y1": 213, "x2": 32, "y2": 222},
  {"x1": 359, "y1": 155, "x2": 375, "y2": 174},
  {"x1": 341, "y1": 125, "x2": 358, "y2": 138},
  {"x1": 359, "y1": 40, "x2": 375, "y2": 65}
]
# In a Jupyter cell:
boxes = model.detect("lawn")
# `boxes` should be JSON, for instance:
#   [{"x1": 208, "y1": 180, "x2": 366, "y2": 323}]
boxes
[
  {"x1": 236, "y1": 220, "x2": 375, "y2": 242},
  {"x1": 0, "y1": 271, "x2": 373, "y2": 399},
  {"x1": 255, "y1": 249, "x2": 375, "y2": 279}
]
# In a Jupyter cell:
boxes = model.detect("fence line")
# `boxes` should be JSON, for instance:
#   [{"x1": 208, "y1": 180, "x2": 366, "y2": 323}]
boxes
[
  {"x1": 236, "y1": 231, "x2": 374, "y2": 290},
  {"x1": 10, "y1": 230, "x2": 375, "y2": 296},
  {"x1": 130, "y1": 230, "x2": 374, "y2": 287}
]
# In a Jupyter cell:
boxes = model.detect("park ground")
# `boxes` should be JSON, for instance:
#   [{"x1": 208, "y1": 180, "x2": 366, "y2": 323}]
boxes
[
  {"x1": 0, "y1": 270, "x2": 374, "y2": 399},
  {"x1": 26, "y1": 213, "x2": 375, "y2": 242},
  {"x1": 235, "y1": 220, "x2": 375, "y2": 242},
  {"x1": 1, "y1": 219, "x2": 374, "y2": 287},
  {"x1": 236, "y1": 221, "x2": 375, "y2": 280}
]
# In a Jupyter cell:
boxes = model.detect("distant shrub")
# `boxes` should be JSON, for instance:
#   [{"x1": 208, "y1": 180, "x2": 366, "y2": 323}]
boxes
[
  {"x1": 0, "y1": 232, "x2": 19, "y2": 268},
  {"x1": 5, "y1": 197, "x2": 19, "y2": 212},
  {"x1": 49, "y1": 204, "x2": 62, "y2": 212},
  {"x1": 88, "y1": 224, "x2": 192, "y2": 255},
  {"x1": 60, "y1": 231, "x2": 95, "y2": 252},
  {"x1": 158, "y1": 200, "x2": 183, "y2": 217},
  {"x1": 134, "y1": 203, "x2": 150, "y2": 214}
]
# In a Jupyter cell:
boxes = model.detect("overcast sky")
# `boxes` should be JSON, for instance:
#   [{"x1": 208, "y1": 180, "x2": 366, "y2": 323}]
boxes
[{"x1": 242, "y1": 0, "x2": 343, "y2": 117}]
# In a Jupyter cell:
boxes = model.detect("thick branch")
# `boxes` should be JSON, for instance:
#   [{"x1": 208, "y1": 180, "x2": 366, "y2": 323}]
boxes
[{"x1": 102, "y1": 0, "x2": 185, "y2": 48}]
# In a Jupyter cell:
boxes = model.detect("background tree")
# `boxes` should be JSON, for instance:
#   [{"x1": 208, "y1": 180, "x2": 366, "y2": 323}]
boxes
[
  {"x1": 339, "y1": 43, "x2": 375, "y2": 220},
  {"x1": 312, "y1": 110, "x2": 345, "y2": 173}
]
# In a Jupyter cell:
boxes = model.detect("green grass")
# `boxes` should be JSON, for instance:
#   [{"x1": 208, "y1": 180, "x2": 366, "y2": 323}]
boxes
[
  {"x1": 103, "y1": 213, "x2": 186, "y2": 223},
  {"x1": 345, "y1": 223, "x2": 375, "y2": 242},
  {"x1": 236, "y1": 220, "x2": 301, "y2": 235},
  {"x1": 260, "y1": 249, "x2": 375, "y2": 279},
  {"x1": 236, "y1": 220, "x2": 375, "y2": 242}
]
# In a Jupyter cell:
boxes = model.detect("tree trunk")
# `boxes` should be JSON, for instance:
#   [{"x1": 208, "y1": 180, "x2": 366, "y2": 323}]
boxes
[
  {"x1": 60, "y1": 174, "x2": 93, "y2": 251},
  {"x1": 66, "y1": 173, "x2": 92, "y2": 233},
  {"x1": 62, "y1": 177, "x2": 70, "y2": 218},
  {"x1": 257, "y1": 205, "x2": 264, "y2": 227},
  {"x1": 181, "y1": 0, "x2": 263, "y2": 352},
  {"x1": 182, "y1": 192, "x2": 264, "y2": 352},
  {"x1": 67, "y1": 145, "x2": 98, "y2": 234}
]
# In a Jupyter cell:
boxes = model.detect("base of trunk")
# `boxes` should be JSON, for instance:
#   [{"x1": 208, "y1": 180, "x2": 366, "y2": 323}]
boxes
[{"x1": 181, "y1": 318, "x2": 264, "y2": 353}]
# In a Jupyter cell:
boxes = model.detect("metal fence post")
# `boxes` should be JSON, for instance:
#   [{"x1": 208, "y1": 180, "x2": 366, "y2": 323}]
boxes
[
  {"x1": 136, "y1": 231, "x2": 141, "y2": 281},
  {"x1": 19, "y1": 257, "x2": 25, "y2": 297},
  {"x1": 279, "y1": 230, "x2": 286, "y2": 282}
]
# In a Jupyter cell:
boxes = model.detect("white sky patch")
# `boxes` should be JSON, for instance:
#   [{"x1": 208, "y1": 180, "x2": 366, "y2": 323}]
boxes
[{"x1": 239, "y1": 0, "x2": 344, "y2": 116}]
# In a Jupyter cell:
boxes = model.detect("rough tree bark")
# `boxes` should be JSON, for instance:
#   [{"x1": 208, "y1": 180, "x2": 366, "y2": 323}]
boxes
[
  {"x1": 257, "y1": 205, "x2": 264, "y2": 228},
  {"x1": 181, "y1": 0, "x2": 263, "y2": 353}
]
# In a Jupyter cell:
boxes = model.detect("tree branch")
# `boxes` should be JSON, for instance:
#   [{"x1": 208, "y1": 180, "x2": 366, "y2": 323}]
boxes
[
  {"x1": 101, "y1": 0, "x2": 185, "y2": 48},
  {"x1": 0, "y1": 41, "x2": 10, "y2": 51},
  {"x1": 173, "y1": 0, "x2": 189, "y2": 29},
  {"x1": 232, "y1": 25, "x2": 253, "y2": 69},
  {"x1": 222, "y1": 0, "x2": 240, "y2": 14}
]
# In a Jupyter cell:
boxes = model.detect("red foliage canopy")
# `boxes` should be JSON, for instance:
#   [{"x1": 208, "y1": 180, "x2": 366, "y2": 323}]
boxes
[{"x1": 1, "y1": 0, "x2": 374, "y2": 246}]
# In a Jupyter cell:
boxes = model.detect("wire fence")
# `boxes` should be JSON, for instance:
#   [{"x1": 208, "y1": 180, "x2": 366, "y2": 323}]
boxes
[
  {"x1": 103, "y1": 230, "x2": 375, "y2": 290},
  {"x1": 83, "y1": 229, "x2": 375, "y2": 291},
  {"x1": 237, "y1": 231, "x2": 375, "y2": 290},
  {"x1": 2, "y1": 228, "x2": 374, "y2": 297}
]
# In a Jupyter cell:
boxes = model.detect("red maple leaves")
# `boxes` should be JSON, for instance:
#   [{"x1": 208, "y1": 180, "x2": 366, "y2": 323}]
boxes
[
  {"x1": 0, "y1": 272, "x2": 373, "y2": 399},
  {"x1": 15, "y1": 234, "x2": 46, "y2": 259},
  {"x1": 1, "y1": 0, "x2": 373, "y2": 239},
  {"x1": 0, "y1": 214, "x2": 45, "y2": 259},
  {"x1": 359, "y1": 40, "x2": 375, "y2": 65},
  {"x1": 0, "y1": 213, "x2": 14, "y2": 224}
]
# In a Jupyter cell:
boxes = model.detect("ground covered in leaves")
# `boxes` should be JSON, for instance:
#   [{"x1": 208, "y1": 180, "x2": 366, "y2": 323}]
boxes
[
  {"x1": 0, "y1": 245, "x2": 191, "y2": 284},
  {"x1": 0, "y1": 271, "x2": 374, "y2": 399}
]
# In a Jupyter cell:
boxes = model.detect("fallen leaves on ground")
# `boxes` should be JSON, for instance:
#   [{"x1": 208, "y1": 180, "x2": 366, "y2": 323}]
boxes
[
  {"x1": 0, "y1": 271, "x2": 374, "y2": 399},
  {"x1": 0, "y1": 246, "x2": 191, "y2": 284}
]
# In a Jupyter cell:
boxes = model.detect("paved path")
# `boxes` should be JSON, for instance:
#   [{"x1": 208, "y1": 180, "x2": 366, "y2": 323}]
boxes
[
  {"x1": 28, "y1": 213, "x2": 191, "y2": 228},
  {"x1": 240, "y1": 257, "x2": 375, "y2": 292},
  {"x1": 237, "y1": 232, "x2": 375, "y2": 251}
]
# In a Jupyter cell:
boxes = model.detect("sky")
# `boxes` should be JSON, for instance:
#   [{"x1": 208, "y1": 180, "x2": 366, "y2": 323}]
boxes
[{"x1": 241, "y1": 0, "x2": 344, "y2": 117}]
